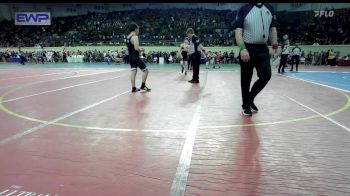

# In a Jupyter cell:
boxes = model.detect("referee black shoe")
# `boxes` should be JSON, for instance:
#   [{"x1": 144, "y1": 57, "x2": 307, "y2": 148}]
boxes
[
  {"x1": 250, "y1": 103, "x2": 259, "y2": 113},
  {"x1": 188, "y1": 79, "x2": 199, "y2": 83},
  {"x1": 132, "y1": 87, "x2": 140, "y2": 93},
  {"x1": 242, "y1": 107, "x2": 252, "y2": 116}
]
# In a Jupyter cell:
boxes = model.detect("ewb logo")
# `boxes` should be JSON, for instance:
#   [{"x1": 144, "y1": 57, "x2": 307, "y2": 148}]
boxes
[
  {"x1": 15, "y1": 12, "x2": 51, "y2": 25},
  {"x1": 0, "y1": 185, "x2": 59, "y2": 196},
  {"x1": 314, "y1": 10, "x2": 334, "y2": 18}
]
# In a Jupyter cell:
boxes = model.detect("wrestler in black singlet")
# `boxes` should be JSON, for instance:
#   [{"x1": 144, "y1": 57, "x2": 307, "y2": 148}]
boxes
[{"x1": 181, "y1": 46, "x2": 188, "y2": 61}]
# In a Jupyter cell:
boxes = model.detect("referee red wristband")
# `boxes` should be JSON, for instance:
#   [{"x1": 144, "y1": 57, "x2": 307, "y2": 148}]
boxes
[{"x1": 272, "y1": 44, "x2": 278, "y2": 49}]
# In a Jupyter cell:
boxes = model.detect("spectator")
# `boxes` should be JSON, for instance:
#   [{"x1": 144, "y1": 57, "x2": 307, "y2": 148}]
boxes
[{"x1": 327, "y1": 49, "x2": 336, "y2": 66}]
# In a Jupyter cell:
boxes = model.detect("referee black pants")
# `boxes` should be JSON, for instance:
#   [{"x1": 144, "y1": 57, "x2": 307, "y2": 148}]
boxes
[
  {"x1": 291, "y1": 55, "x2": 300, "y2": 71},
  {"x1": 278, "y1": 54, "x2": 288, "y2": 73},
  {"x1": 190, "y1": 54, "x2": 200, "y2": 81},
  {"x1": 240, "y1": 44, "x2": 271, "y2": 109}
]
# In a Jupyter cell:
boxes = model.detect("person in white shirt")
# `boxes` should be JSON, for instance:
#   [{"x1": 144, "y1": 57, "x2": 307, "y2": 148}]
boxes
[
  {"x1": 290, "y1": 44, "x2": 301, "y2": 71},
  {"x1": 47, "y1": 51, "x2": 53, "y2": 62}
]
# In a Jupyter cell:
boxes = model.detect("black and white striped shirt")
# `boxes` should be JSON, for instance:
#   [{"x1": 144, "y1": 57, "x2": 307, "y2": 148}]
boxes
[
  {"x1": 282, "y1": 45, "x2": 290, "y2": 55},
  {"x1": 235, "y1": 3, "x2": 277, "y2": 44},
  {"x1": 292, "y1": 47, "x2": 302, "y2": 56}
]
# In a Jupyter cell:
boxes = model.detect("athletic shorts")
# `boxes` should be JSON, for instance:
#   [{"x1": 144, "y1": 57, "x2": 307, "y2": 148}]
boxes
[
  {"x1": 182, "y1": 51, "x2": 188, "y2": 61},
  {"x1": 129, "y1": 56, "x2": 147, "y2": 71}
]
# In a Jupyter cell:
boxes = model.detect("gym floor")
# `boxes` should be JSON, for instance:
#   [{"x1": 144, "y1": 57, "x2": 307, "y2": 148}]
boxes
[{"x1": 0, "y1": 63, "x2": 349, "y2": 196}]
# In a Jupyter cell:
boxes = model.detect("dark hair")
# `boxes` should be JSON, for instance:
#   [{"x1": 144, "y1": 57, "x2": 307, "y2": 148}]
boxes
[
  {"x1": 129, "y1": 23, "x2": 139, "y2": 32},
  {"x1": 186, "y1": 28, "x2": 194, "y2": 35}
]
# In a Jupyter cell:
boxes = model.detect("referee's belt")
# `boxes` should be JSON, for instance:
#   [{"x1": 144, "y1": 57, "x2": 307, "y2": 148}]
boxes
[{"x1": 244, "y1": 43, "x2": 267, "y2": 48}]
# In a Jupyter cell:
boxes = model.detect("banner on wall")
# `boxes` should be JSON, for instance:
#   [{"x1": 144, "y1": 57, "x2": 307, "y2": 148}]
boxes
[{"x1": 15, "y1": 12, "x2": 51, "y2": 25}]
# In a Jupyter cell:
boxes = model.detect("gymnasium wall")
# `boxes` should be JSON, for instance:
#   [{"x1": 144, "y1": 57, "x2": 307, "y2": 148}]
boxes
[
  {"x1": 275, "y1": 3, "x2": 350, "y2": 12},
  {"x1": 2, "y1": 3, "x2": 350, "y2": 20},
  {"x1": 0, "y1": 3, "x2": 244, "y2": 20},
  {"x1": 2, "y1": 45, "x2": 350, "y2": 57}
]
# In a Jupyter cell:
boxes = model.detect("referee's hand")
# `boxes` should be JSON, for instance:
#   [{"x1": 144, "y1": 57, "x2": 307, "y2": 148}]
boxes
[
  {"x1": 240, "y1": 49, "x2": 250, "y2": 63},
  {"x1": 271, "y1": 48, "x2": 278, "y2": 59}
]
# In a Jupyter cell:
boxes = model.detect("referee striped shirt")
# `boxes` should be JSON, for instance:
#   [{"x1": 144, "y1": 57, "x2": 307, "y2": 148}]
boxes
[
  {"x1": 292, "y1": 47, "x2": 301, "y2": 56},
  {"x1": 282, "y1": 45, "x2": 290, "y2": 55},
  {"x1": 235, "y1": 3, "x2": 277, "y2": 44}
]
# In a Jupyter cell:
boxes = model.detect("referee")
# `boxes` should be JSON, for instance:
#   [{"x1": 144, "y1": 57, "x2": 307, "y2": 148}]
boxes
[
  {"x1": 235, "y1": 3, "x2": 278, "y2": 116},
  {"x1": 290, "y1": 44, "x2": 301, "y2": 71},
  {"x1": 186, "y1": 28, "x2": 205, "y2": 83},
  {"x1": 278, "y1": 39, "x2": 290, "y2": 73}
]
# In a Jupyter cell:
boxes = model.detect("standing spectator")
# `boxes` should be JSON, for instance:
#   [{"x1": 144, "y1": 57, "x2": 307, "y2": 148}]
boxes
[
  {"x1": 62, "y1": 48, "x2": 68, "y2": 63},
  {"x1": 335, "y1": 51, "x2": 341, "y2": 66},
  {"x1": 306, "y1": 51, "x2": 312, "y2": 65},
  {"x1": 229, "y1": 51, "x2": 235, "y2": 64},
  {"x1": 327, "y1": 49, "x2": 336, "y2": 66},
  {"x1": 213, "y1": 52, "x2": 221, "y2": 68},
  {"x1": 124, "y1": 48, "x2": 129, "y2": 64},
  {"x1": 210, "y1": 51, "x2": 215, "y2": 65},
  {"x1": 18, "y1": 49, "x2": 27, "y2": 65},
  {"x1": 223, "y1": 52, "x2": 229, "y2": 64},
  {"x1": 323, "y1": 50, "x2": 329, "y2": 65}
]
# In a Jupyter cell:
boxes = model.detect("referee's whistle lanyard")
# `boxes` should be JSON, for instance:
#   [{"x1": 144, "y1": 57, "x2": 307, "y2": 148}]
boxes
[{"x1": 259, "y1": 9, "x2": 266, "y2": 39}]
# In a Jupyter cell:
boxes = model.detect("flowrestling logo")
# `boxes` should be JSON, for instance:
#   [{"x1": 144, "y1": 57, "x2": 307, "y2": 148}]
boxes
[
  {"x1": 314, "y1": 10, "x2": 334, "y2": 18},
  {"x1": 15, "y1": 12, "x2": 51, "y2": 25}
]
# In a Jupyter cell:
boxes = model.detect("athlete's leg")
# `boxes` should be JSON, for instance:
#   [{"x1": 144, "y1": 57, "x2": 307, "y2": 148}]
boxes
[
  {"x1": 184, "y1": 60, "x2": 188, "y2": 75},
  {"x1": 180, "y1": 60, "x2": 184, "y2": 73},
  {"x1": 131, "y1": 68, "x2": 137, "y2": 88},
  {"x1": 142, "y1": 68, "x2": 149, "y2": 84},
  {"x1": 138, "y1": 60, "x2": 151, "y2": 91}
]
